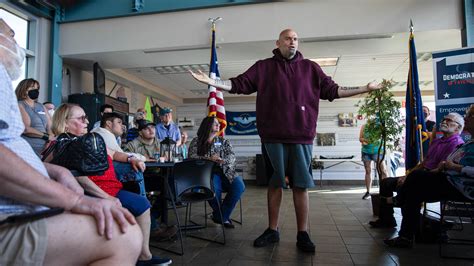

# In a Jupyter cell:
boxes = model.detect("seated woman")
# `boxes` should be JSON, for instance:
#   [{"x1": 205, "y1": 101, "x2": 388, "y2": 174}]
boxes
[
  {"x1": 16, "y1": 78, "x2": 54, "y2": 156},
  {"x1": 188, "y1": 116, "x2": 245, "y2": 228},
  {"x1": 384, "y1": 104, "x2": 474, "y2": 248},
  {"x1": 48, "y1": 103, "x2": 170, "y2": 265}
]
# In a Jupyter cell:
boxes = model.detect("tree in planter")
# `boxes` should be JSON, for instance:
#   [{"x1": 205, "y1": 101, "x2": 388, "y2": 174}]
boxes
[{"x1": 357, "y1": 79, "x2": 404, "y2": 182}]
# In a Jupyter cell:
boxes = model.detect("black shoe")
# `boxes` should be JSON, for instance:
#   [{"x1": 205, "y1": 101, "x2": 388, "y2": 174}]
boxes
[
  {"x1": 254, "y1": 228, "x2": 280, "y2": 247},
  {"x1": 211, "y1": 215, "x2": 235, "y2": 229},
  {"x1": 296, "y1": 231, "x2": 315, "y2": 253},
  {"x1": 362, "y1": 192, "x2": 371, "y2": 200},
  {"x1": 384, "y1": 236, "x2": 413, "y2": 248},
  {"x1": 136, "y1": 256, "x2": 172, "y2": 266},
  {"x1": 369, "y1": 219, "x2": 397, "y2": 228},
  {"x1": 223, "y1": 220, "x2": 235, "y2": 229}
]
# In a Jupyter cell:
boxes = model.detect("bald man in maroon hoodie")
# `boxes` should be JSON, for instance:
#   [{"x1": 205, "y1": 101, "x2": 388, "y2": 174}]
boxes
[{"x1": 190, "y1": 29, "x2": 381, "y2": 252}]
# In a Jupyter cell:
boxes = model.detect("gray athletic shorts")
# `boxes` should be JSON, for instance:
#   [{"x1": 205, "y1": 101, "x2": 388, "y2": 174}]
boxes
[
  {"x1": 263, "y1": 143, "x2": 315, "y2": 188},
  {"x1": 0, "y1": 218, "x2": 48, "y2": 266}
]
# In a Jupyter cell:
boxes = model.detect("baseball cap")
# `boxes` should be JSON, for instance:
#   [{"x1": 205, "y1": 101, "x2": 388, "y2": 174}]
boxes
[
  {"x1": 137, "y1": 119, "x2": 156, "y2": 131},
  {"x1": 159, "y1": 107, "x2": 172, "y2": 116}
]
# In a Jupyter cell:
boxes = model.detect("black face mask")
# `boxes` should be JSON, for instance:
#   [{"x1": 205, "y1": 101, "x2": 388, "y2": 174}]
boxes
[{"x1": 27, "y1": 89, "x2": 39, "y2": 100}]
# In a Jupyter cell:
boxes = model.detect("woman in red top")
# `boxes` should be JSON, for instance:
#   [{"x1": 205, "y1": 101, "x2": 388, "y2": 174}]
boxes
[{"x1": 49, "y1": 103, "x2": 170, "y2": 266}]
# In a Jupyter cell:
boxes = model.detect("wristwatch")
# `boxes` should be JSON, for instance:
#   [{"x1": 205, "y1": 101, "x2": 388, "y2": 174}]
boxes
[
  {"x1": 127, "y1": 154, "x2": 134, "y2": 163},
  {"x1": 41, "y1": 133, "x2": 49, "y2": 141}
]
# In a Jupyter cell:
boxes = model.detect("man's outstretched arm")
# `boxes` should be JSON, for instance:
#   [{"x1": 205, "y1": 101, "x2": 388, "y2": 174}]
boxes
[
  {"x1": 337, "y1": 82, "x2": 382, "y2": 98},
  {"x1": 189, "y1": 70, "x2": 232, "y2": 91}
]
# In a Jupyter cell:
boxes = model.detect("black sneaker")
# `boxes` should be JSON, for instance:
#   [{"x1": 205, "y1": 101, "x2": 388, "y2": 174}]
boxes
[
  {"x1": 369, "y1": 218, "x2": 397, "y2": 228},
  {"x1": 362, "y1": 192, "x2": 371, "y2": 200},
  {"x1": 253, "y1": 228, "x2": 280, "y2": 247},
  {"x1": 136, "y1": 256, "x2": 172, "y2": 266},
  {"x1": 296, "y1": 231, "x2": 315, "y2": 253},
  {"x1": 383, "y1": 236, "x2": 413, "y2": 248},
  {"x1": 223, "y1": 220, "x2": 235, "y2": 229}
]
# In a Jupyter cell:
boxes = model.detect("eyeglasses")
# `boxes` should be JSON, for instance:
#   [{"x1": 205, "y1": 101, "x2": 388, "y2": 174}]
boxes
[
  {"x1": 68, "y1": 115, "x2": 88, "y2": 122},
  {"x1": 441, "y1": 117, "x2": 461, "y2": 126}
]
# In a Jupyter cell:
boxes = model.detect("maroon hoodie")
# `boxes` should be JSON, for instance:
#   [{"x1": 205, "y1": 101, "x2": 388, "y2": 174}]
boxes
[{"x1": 229, "y1": 49, "x2": 340, "y2": 144}]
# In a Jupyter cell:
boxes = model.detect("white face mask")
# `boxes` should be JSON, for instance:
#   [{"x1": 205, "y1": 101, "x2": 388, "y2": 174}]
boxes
[
  {"x1": 0, "y1": 33, "x2": 25, "y2": 80},
  {"x1": 48, "y1": 109, "x2": 55, "y2": 117}
]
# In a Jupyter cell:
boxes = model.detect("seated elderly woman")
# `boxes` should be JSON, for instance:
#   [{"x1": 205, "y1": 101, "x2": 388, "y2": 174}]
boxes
[
  {"x1": 48, "y1": 103, "x2": 170, "y2": 266},
  {"x1": 189, "y1": 116, "x2": 245, "y2": 228},
  {"x1": 384, "y1": 104, "x2": 474, "y2": 248}
]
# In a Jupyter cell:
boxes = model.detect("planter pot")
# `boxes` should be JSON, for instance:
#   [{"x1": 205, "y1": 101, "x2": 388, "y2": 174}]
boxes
[{"x1": 371, "y1": 193, "x2": 380, "y2": 216}]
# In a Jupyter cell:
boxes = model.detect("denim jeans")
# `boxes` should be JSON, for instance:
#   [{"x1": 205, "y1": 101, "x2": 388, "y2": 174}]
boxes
[
  {"x1": 113, "y1": 161, "x2": 146, "y2": 197},
  {"x1": 208, "y1": 174, "x2": 245, "y2": 222}
]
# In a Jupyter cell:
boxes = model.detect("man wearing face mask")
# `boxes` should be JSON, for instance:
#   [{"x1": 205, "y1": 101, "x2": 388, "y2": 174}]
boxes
[
  {"x1": 369, "y1": 112, "x2": 464, "y2": 228},
  {"x1": 16, "y1": 79, "x2": 53, "y2": 156},
  {"x1": 190, "y1": 28, "x2": 383, "y2": 252},
  {"x1": 0, "y1": 18, "x2": 143, "y2": 266}
]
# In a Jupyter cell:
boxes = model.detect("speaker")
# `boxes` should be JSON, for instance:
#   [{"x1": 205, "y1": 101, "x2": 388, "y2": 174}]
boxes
[{"x1": 68, "y1": 93, "x2": 103, "y2": 131}]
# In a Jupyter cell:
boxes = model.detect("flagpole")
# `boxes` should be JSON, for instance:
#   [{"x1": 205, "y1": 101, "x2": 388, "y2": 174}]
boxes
[
  {"x1": 410, "y1": 19, "x2": 424, "y2": 163},
  {"x1": 207, "y1": 17, "x2": 227, "y2": 136},
  {"x1": 208, "y1": 17, "x2": 222, "y2": 30}
]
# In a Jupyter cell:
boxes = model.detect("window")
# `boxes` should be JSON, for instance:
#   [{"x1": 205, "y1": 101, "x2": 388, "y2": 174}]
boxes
[{"x1": 1, "y1": 8, "x2": 29, "y2": 89}]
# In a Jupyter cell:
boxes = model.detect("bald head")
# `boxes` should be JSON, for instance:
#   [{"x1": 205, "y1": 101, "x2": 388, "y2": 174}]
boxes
[
  {"x1": 0, "y1": 19, "x2": 25, "y2": 80},
  {"x1": 276, "y1": 29, "x2": 298, "y2": 59}
]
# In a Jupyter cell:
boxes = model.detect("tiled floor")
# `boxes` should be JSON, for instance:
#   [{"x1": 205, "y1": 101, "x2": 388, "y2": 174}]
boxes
[{"x1": 150, "y1": 185, "x2": 474, "y2": 265}]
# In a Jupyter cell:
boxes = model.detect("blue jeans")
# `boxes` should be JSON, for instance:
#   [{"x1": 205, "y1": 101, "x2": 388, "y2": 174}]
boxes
[
  {"x1": 113, "y1": 161, "x2": 146, "y2": 197},
  {"x1": 208, "y1": 174, "x2": 245, "y2": 222}
]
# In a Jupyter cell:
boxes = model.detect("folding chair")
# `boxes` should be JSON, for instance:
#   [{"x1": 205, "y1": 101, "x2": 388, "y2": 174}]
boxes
[{"x1": 439, "y1": 200, "x2": 474, "y2": 259}]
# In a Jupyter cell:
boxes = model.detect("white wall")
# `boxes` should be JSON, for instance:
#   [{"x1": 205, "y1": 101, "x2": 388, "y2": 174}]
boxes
[{"x1": 176, "y1": 97, "x2": 381, "y2": 181}]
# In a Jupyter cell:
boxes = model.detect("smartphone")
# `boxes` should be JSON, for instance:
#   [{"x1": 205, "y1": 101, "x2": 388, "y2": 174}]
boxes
[{"x1": 0, "y1": 207, "x2": 64, "y2": 226}]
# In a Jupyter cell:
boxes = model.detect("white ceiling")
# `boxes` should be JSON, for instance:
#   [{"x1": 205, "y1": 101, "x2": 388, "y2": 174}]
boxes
[
  {"x1": 59, "y1": 1, "x2": 463, "y2": 103},
  {"x1": 116, "y1": 30, "x2": 459, "y2": 99}
]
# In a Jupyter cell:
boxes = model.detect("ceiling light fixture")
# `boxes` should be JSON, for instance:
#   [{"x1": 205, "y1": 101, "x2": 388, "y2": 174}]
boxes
[
  {"x1": 301, "y1": 34, "x2": 393, "y2": 43},
  {"x1": 144, "y1": 45, "x2": 220, "y2": 54},
  {"x1": 153, "y1": 64, "x2": 210, "y2": 74},
  {"x1": 310, "y1": 57, "x2": 339, "y2": 67}
]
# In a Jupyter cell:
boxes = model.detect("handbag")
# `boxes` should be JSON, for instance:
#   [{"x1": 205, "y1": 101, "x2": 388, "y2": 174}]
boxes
[{"x1": 50, "y1": 133, "x2": 109, "y2": 176}]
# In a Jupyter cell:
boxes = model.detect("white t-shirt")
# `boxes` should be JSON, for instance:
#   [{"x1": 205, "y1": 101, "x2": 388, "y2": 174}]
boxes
[{"x1": 91, "y1": 127, "x2": 146, "y2": 161}]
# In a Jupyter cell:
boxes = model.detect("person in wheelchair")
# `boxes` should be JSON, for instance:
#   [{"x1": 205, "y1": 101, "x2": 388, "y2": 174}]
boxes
[
  {"x1": 384, "y1": 105, "x2": 474, "y2": 248},
  {"x1": 188, "y1": 116, "x2": 245, "y2": 228}
]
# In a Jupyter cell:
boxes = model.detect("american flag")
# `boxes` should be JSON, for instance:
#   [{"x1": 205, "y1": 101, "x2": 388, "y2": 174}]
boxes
[{"x1": 207, "y1": 23, "x2": 227, "y2": 135}]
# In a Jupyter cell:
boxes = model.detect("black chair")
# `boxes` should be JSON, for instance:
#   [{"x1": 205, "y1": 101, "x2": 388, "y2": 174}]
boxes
[
  {"x1": 439, "y1": 200, "x2": 474, "y2": 259},
  {"x1": 158, "y1": 159, "x2": 226, "y2": 255},
  {"x1": 202, "y1": 191, "x2": 243, "y2": 225}
]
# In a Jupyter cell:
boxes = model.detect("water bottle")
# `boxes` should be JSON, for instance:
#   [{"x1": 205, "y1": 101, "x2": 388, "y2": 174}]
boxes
[{"x1": 154, "y1": 148, "x2": 160, "y2": 161}]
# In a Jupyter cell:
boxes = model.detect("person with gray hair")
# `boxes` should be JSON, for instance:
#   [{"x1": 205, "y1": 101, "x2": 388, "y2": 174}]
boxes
[
  {"x1": 369, "y1": 112, "x2": 465, "y2": 228},
  {"x1": 385, "y1": 105, "x2": 474, "y2": 248}
]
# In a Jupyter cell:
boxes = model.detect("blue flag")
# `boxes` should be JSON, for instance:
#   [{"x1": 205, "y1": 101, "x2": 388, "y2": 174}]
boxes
[{"x1": 405, "y1": 31, "x2": 428, "y2": 171}]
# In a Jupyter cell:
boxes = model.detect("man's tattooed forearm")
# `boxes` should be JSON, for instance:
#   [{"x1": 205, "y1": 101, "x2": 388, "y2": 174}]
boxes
[{"x1": 340, "y1": 86, "x2": 360, "y2": 91}]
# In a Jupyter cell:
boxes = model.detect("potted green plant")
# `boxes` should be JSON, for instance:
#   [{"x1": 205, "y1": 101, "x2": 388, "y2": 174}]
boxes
[{"x1": 357, "y1": 79, "x2": 404, "y2": 215}]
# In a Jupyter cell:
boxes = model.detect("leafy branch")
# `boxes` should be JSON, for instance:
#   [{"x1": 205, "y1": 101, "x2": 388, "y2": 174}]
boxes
[{"x1": 356, "y1": 79, "x2": 404, "y2": 178}]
